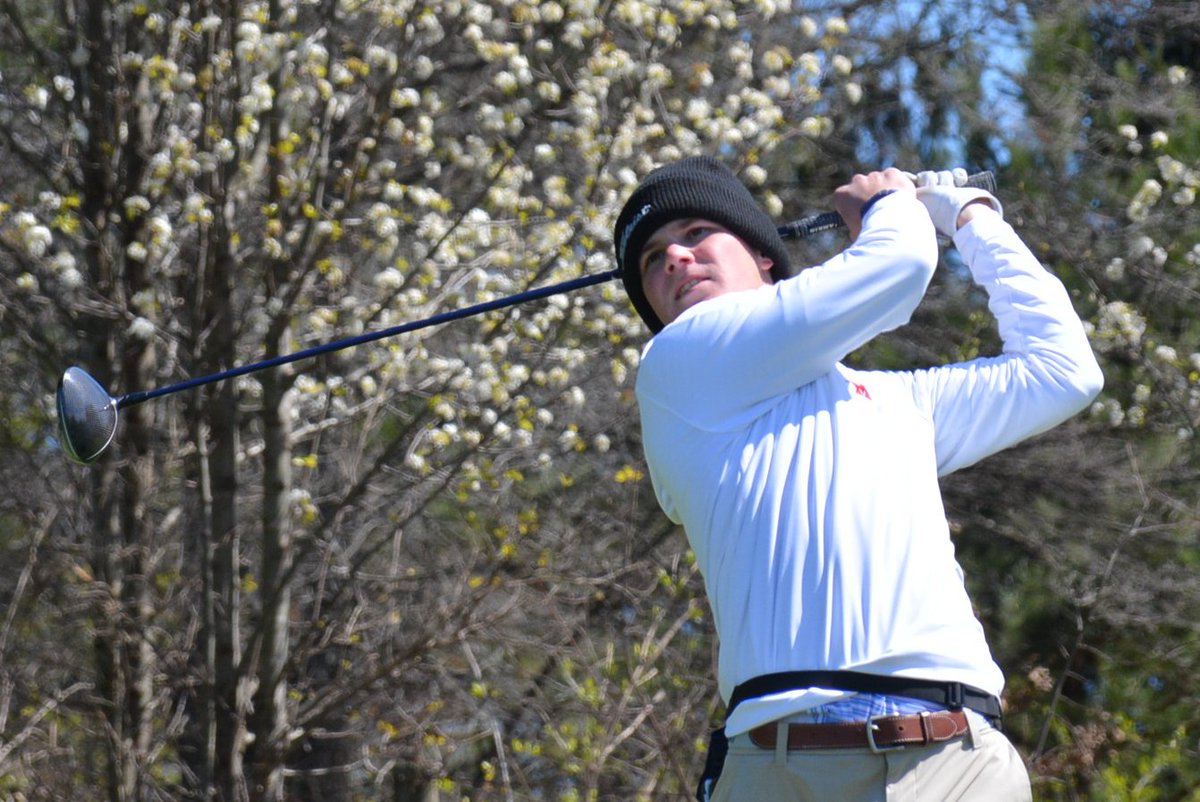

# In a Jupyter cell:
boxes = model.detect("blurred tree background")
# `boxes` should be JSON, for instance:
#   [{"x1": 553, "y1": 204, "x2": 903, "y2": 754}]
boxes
[{"x1": 0, "y1": 0, "x2": 1196, "y2": 800}]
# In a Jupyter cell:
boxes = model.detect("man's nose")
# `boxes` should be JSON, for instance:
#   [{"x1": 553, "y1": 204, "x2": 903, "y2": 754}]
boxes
[{"x1": 663, "y1": 242, "x2": 692, "y2": 271}]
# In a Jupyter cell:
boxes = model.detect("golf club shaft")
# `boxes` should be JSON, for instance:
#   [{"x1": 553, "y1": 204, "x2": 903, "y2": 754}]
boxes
[
  {"x1": 116, "y1": 268, "x2": 622, "y2": 408},
  {"x1": 114, "y1": 169, "x2": 997, "y2": 408}
]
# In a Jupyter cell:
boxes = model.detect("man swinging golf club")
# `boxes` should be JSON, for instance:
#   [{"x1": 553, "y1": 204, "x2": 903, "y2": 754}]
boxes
[{"x1": 613, "y1": 157, "x2": 1103, "y2": 801}]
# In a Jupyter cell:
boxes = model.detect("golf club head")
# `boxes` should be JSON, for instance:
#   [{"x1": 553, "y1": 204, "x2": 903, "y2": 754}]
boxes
[{"x1": 57, "y1": 367, "x2": 119, "y2": 464}]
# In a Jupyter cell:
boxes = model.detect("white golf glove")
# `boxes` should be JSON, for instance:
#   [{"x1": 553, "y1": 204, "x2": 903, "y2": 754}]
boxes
[
  {"x1": 910, "y1": 168, "x2": 970, "y2": 188},
  {"x1": 907, "y1": 168, "x2": 1002, "y2": 238}
]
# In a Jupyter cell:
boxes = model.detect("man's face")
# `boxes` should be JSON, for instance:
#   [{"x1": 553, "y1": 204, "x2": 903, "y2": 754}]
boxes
[{"x1": 639, "y1": 218, "x2": 774, "y2": 327}]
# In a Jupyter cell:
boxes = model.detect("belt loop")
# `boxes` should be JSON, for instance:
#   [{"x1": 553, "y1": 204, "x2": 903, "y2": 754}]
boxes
[
  {"x1": 775, "y1": 721, "x2": 789, "y2": 765},
  {"x1": 964, "y1": 709, "x2": 983, "y2": 749},
  {"x1": 947, "y1": 682, "x2": 965, "y2": 710}
]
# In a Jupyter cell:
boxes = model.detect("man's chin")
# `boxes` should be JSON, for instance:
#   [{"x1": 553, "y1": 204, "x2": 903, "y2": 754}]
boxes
[
  {"x1": 653, "y1": 287, "x2": 723, "y2": 327},
  {"x1": 666, "y1": 295, "x2": 707, "y2": 322}
]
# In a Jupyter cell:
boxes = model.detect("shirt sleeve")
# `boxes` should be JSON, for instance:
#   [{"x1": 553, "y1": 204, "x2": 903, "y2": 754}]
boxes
[
  {"x1": 911, "y1": 211, "x2": 1105, "y2": 475},
  {"x1": 636, "y1": 192, "x2": 939, "y2": 431}
]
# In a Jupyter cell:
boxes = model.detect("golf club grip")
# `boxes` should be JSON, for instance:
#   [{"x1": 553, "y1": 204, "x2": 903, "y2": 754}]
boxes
[{"x1": 777, "y1": 170, "x2": 997, "y2": 240}]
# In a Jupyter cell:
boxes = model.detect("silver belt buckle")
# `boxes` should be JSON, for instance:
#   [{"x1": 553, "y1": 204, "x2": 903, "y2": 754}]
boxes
[{"x1": 866, "y1": 714, "x2": 906, "y2": 753}]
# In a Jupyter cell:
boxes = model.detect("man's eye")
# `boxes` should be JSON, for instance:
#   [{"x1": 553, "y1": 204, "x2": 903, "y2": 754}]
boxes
[
  {"x1": 641, "y1": 250, "x2": 663, "y2": 273},
  {"x1": 686, "y1": 225, "x2": 712, "y2": 241}
]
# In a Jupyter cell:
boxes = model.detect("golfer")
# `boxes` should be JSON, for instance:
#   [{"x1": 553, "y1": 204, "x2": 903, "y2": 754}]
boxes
[{"x1": 612, "y1": 157, "x2": 1103, "y2": 801}]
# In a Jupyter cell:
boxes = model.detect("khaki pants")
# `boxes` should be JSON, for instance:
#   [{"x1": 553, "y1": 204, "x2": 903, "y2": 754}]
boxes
[{"x1": 711, "y1": 714, "x2": 1032, "y2": 802}]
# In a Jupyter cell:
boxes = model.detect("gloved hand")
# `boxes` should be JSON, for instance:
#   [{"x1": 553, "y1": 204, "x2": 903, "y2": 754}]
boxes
[
  {"x1": 908, "y1": 169, "x2": 1003, "y2": 238},
  {"x1": 910, "y1": 168, "x2": 970, "y2": 188}
]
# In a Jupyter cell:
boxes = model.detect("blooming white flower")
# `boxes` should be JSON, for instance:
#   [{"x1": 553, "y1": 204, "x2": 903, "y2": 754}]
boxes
[
  {"x1": 16, "y1": 214, "x2": 52, "y2": 255},
  {"x1": 52, "y1": 251, "x2": 76, "y2": 272},
  {"x1": 365, "y1": 45, "x2": 397, "y2": 73},
  {"x1": 374, "y1": 267, "x2": 404, "y2": 290},
  {"x1": 236, "y1": 21, "x2": 261, "y2": 43},
  {"x1": 1117, "y1": 123, "x2": 1138, "y2": 140},
  {"x1": 754, "y1": 0, "x2": 781, "y2": 18},
  {"x1": 1128, "y1": 235, "x2": 1156, "y2": 260},
  {"x1": 797, "y1": 52, "x2": 821, "y2": 76},
  {"x1": 213, "y1": 138, "x2": 236, "y2": 162},
  {"x1": 131, "y1": 289, "x2": 157, "y2": 313},
  {"x1": 1133, "y1": 178, "x2": 1163, "y2": 206},
  {"x1": 288, "y1": 487, "x2": 313, "y2": 509},
  {"x1": 1094, "y1": 398, "x2": 1125, "y2": 427},
  {"x1": 1167, "y1": 65, "x2": 1189, "y2": 86},
  {"x1": 1153, "y1": 345, "x2": 1177, "y2": 364},
  {"x1": 1095, "y1": 300, "x2": 1146, "y2": 349},
  {"x1": 799, "y1": 116, "x2": 828, "y2": 137},
  {"x1": 128, "y1": 316, "x2": 155, "y2": 340},
  {"x1": 53, "y1": 75, "x2": 75, "y2": 101},
  {"x1": 374, "y1": 215, "x2": 398, "y2": 238},
  {"x1": 147, "y1": 215, "x2": 172, "y2": 244},
  {"x1": 25, "y1": 85, "x2": 49, "y2": 110},
  {"x1": 754, "y1": 191, "x2": 778, "y2": 218},
  {"x1": 493, "y1": 70, "x2": 519, "y2": 93},
  {"x1": 1156, "y1": 155, "x2": 1187, "y2": 183}
]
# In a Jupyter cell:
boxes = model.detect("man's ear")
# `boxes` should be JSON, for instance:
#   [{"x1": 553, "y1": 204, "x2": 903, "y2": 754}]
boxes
[{"x1": 757, "y1": 252, "x2": 774, "y2": 281}]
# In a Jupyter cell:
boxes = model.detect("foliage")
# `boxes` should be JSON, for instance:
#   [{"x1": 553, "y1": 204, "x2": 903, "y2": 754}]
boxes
[
  {"x1": 0, "y1": 0, "x2": 855, "y2": 799},
  {"x1": 993, "y1": 1, "x2": 1200, "y2": 798}
]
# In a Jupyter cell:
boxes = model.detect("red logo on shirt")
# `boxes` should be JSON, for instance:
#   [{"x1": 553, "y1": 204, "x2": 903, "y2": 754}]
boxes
[{"x1": 852, "y1": 381, "x2": 872, "y2": 400}]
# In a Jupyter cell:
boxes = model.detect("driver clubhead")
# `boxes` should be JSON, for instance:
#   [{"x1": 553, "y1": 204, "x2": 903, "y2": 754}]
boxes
[{"x1": 57, "y1": 367, "x2": 119, "y2": 464}]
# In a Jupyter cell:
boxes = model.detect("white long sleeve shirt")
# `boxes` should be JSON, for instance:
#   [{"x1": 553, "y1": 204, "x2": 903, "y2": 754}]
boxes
[{"x1": 634, "y1": 193, "x2": 1104, "y2": 737}]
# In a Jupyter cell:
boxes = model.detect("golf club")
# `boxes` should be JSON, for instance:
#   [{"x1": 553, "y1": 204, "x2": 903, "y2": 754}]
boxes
[{"x1": 56, "y1": 169, "x2": 996, "y2": 464}]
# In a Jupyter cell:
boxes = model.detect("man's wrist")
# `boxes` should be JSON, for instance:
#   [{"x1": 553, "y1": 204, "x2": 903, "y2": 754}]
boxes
[
  {"x1": 860, "y1": 188, "x2": 898, "y2": 220},
  {"x1": 954, "y1": 199, "x2": 996, "y2": 230}
]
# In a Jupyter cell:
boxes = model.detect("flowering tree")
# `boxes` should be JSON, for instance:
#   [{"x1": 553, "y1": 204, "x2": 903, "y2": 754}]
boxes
[{"x1": 0, "y1": 1, "x2": 865, "y2": 800}]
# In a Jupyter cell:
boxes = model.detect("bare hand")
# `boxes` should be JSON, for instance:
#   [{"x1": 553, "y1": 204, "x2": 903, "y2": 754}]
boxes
[{"x1": 833, "y1": 168, "x2": 916, "y2": 241}]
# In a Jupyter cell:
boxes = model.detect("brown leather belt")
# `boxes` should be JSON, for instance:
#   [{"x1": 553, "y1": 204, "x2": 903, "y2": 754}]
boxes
[{"x1": 748, "y1": 709, "x2": 970, "y2": 753}]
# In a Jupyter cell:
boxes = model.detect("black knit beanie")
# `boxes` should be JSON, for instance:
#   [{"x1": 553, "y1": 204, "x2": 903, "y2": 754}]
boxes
[{"x1": 613, "y1": 156, "x2": 793, "y2": 333}]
